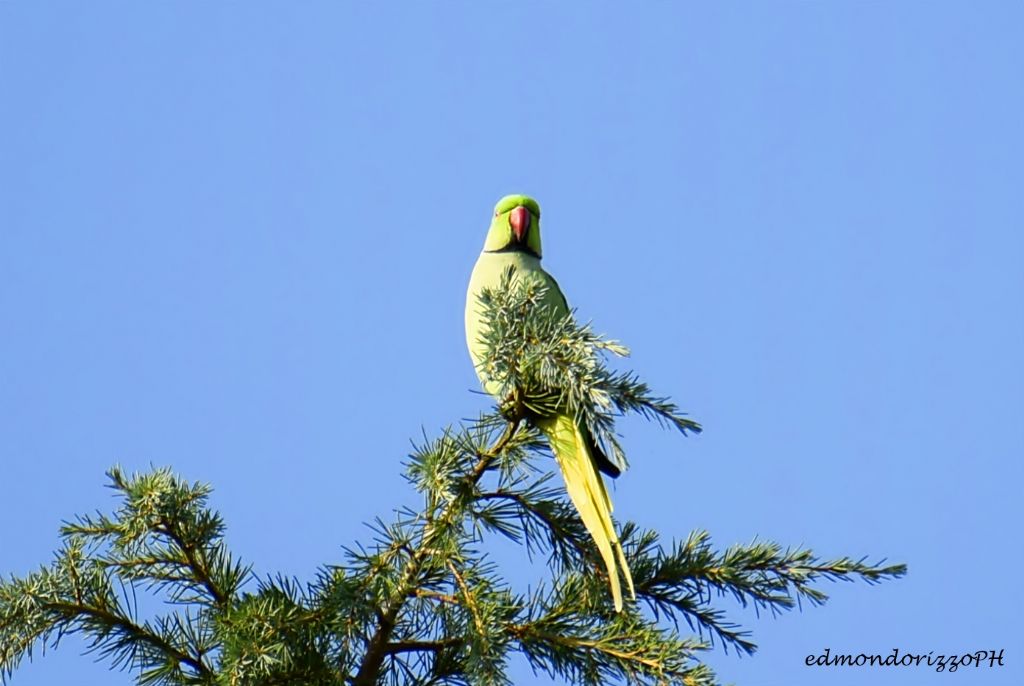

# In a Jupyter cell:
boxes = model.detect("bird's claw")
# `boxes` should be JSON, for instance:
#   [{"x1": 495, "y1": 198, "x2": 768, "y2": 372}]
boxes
[{"x1": 499, "y1": 388, "x2": 527, "y2": 423}]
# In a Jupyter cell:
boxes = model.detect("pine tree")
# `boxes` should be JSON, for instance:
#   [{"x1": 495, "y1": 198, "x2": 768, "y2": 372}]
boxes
[{"x1": 0, "y1": 272, "x2": 905, "y2": 685}]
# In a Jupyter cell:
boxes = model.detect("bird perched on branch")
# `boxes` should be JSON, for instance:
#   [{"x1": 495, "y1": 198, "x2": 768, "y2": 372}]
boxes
[{"x1": 465, "y1": 194, "x2": 634, "y2": 611}]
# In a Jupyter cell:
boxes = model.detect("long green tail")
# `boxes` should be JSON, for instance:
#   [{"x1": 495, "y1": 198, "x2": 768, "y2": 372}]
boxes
[{"x1": 538, "y1": 413, "x2": 635, "y2": 611}]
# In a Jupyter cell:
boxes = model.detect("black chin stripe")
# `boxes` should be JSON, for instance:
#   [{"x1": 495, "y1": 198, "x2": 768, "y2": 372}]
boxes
[{"x1": 484, "y1": 244, "x2": 541, "y2": 259}]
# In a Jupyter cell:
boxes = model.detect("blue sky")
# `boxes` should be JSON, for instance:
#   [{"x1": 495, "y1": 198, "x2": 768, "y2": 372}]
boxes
[{"x1": 1, "y1": 2, "x2": 1021, "y2": 685}]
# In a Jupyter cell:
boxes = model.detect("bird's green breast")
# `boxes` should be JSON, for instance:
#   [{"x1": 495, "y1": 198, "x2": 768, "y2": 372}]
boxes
[{"x1": 465, "y1": 250, "x2": 565, "y2": 395}]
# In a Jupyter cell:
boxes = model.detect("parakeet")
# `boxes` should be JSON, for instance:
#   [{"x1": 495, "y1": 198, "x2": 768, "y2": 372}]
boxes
[{"x1": 465, "y1": 194, "x2": 634, "y2": 611}]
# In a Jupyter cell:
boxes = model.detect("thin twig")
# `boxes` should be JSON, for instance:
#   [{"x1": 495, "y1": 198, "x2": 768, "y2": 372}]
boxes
[
  {"x1": 44, "y1": 601, "x2": 212, "y2": 678},
  {"x1": 156, "y1": 517, "x2": 227, "y2": 607},
  {"x1": 382, "y1": 638, "x2": 463, "y2": 656}
]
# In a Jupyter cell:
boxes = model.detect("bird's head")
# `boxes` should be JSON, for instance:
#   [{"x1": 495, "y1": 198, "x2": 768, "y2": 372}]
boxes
[{"x1": 483, "y1": 194, "x2": 543, "y2": 258}]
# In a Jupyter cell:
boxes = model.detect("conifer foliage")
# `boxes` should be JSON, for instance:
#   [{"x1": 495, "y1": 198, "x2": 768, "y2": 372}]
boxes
[{"x1": 1, "y1": 272, "x2": 905, "y2": 685}]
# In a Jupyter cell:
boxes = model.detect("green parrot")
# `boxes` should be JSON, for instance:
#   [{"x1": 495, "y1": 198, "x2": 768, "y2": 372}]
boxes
[{"x1": 465, "y1": 193, "x2": 635, "y2": 611}]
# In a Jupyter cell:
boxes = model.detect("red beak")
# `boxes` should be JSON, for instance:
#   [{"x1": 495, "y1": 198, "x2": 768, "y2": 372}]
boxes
[{"x1": 509, "y1": 206, "x2": 531, "y2": 243}]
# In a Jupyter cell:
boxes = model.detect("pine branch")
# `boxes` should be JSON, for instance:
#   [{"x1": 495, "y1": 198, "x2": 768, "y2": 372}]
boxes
[
  {"x1": 1, "y1": 469, "x2": 238, "y2": 686},
  {"x1": 351, "y1": 420, "x2": 520, "y2": 686},
  {"x1": 152, "y1": 516, "x2": 227, "y2": 607},
  {"x1": 0, "y1": 542, "x2": 214, "y2": 685},
  {"x1": 475, "y1": 489, "x2": 591, "y2": 563},
  {"x1": 62, "y1": 467, "x2": 249, "y2": 608},
  {"x1": 43, "y1": 602, "x2": 210, "y2": 678},
  {"x1": 510, "y1": 595, "x2": 715, "y2": 686},
  {"x1": 216, "y1": 580, "x2": 336, "y2": 686},
  {"x1": 630, "y1": 529, "x2": 907, "y2": 655}
]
